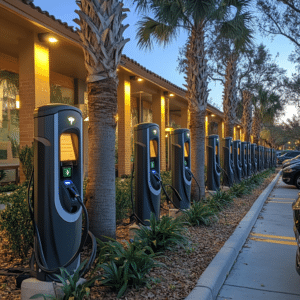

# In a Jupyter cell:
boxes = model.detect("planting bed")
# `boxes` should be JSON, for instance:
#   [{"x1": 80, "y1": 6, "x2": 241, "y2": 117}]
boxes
[{"x1": 0, "y1": 169, "x2": 278, "y2": 299}]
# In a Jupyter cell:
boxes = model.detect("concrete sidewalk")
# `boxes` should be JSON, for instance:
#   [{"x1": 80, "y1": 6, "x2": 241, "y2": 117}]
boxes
[{"x1": 217, "y1": 177, "x2": 300, "y2": 299}]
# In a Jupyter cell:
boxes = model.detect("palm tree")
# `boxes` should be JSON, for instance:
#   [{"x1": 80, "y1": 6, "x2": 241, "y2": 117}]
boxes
[
  {"x1": 74, "y1": 0, "x2": 129, "y2": 239},
  {"x1": 133, "y1": 0, "x2": 253, "y2": 199},
  {"x1": 241, "y1": 90, "x2": 253, "y2": 141},
  {"x1": 252, "y1": 86, "x2": 283, "y2": 144}
]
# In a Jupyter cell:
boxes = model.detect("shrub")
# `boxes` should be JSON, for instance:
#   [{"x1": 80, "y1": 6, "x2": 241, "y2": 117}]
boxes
[
  {"x1": 96, "y1": 238, "x2": 162, "y2": 298},
  {"x1": 206, "y1": 189, "x2": 233, "y2": 212},
  {"x1": 0, "y1": 186, "x2": 33, "y2": 258},
  {"x1": 133, "y1": 213, "x2": 189, "y2": 253},
  {"x1": 0, "y1": 183, "x2": 22, "y2": 194},
  {"x1": 182, "y1": 201, "x2": 217, "y2": 226},
  {"x1": 0, "y1": 170, "x2": 7, "y2": 182},
  {"x1": 19, "y1": 144, "x2": 34, "y2": 181},
  {"x1": 115, "y1": 177, "x2": 132, "y2": 221}
]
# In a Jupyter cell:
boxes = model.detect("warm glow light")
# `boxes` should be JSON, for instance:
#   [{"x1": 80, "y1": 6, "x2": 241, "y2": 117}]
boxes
[
  {"x1": 137, "y1": 78, "x2": 143, "y2": 82},
  {"x1": 237, "y1": 125, "x2": 240, "y2": 128},
  {"x1": 169, "y1": 93, "x2": 174, "y2": 97},
  {"x1": 165, "y1": 134, "x2": 168, "y2": 138},
  {"x1": 222, "y1": 122, "x2": 224, "y2": 138},
  {"x1": 211, "y1": 114, "x2": 215, "y2": 117},
  {"x1": 48, "y1": 37, "x2": 58, "y2": 43},
  {"x1": 16, "y1": 95, "x2": 20, "y2": 109},
  {"x1": 205, "y1": 116, "x2": 208, "y2": 136},
  {"x1": 84, "y1": 117, "x2": 89, "y2": 121},
  {"x1": 234, "y1": 126, "x2": 237, "y2": 140},
  {"x1": 165, "y1": 127, "x2": 173, "y2": 132}
]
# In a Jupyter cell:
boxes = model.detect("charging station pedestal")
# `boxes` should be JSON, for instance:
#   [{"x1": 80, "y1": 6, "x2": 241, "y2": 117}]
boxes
[
  {"x1": 251, "y1": 143, "x2": 257, "y2": 174},
  {"x1": 223, "y1": 137, "x2": 234, "y2": 187},
  {"x1": 206, "y1": 135, "x2": 221, "y2": 191},
  {"x1": 22, "y1": 104, "x2": 84, "y2": 299},
  {"x1": 233, "y1": 140, "x2": 242, "y2": 183},
  {"x1": 171, "y1": 129, "x2": 191, "y2": 209},
  {"x1": 241, "y1": 142, "x2": 248, "y2": 178},
  {"x1": 134, "y1": 123, "x2": 161, "y2": 224},
  {"x1": 246, "y1": 142, "x2": 251, "y2": 177},
  {"x1": 34, "y1": 104, "x2": 83, "y2": 280},
  {"x1": 261, "y1": 147, "x2": 265, "y2": 170},
  {"x1": 256, "y1": 146, "x2": 261, "y2": 171}
]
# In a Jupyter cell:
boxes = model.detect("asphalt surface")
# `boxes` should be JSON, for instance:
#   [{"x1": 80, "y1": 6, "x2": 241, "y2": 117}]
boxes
[{"x1": 217, "y1": 178, "x2": 300, "y2": 299}]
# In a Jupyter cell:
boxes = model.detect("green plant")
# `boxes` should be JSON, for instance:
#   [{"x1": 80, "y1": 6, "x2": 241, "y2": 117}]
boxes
[
  {"x1": 19, "y1": 144, "x2": 34, "y2": 181},
  {"x1": 0, "y1": 183, "x2": 21, "y2": 194},
  {"x1": 96, "y1": 238, "x2": 163, "y2": 298},
  {"x1": 133, "y1": 213, "x2": 189, "y2": 253},
  {"x1": 115, "y1": 177, "x2": 132, "y2": 221},
  {"x1": 160, "y1": 171, "x2": 172, "y2": 203},
  {"x1": 30, "y1": 261, "x2": 94, "y2": 300},
  {"x1": 0, "y1": 186, "x2": 33, "y2": 258},
  {"x1": 205, "y1": 190, "x2": 233, "y2": 212},
  {"x1": 182, "y1": 201, "x2": 217, "y2": 226},
  {"x1": 8, "y1": 135, "x2": 19, "y2": 158}
]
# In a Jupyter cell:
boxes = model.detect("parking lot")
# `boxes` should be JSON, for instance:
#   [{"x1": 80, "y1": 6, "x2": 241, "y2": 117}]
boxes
[{"x1": 218, "y1": 178, "x2": 300, "y2": 299}]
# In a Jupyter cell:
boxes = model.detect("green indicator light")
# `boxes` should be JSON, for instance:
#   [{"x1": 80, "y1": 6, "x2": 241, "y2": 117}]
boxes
[
  {"x1": 68, "y1": 117, "x2": 75, "y2": 125},
  {"x1": 184, "y1": 160, "x2": 187, "y2": 166},
  {"x1": 63, "y1": 167, "x2": 72, "y2": 178},
  {"x1": 152, "y1": 129, "x2": 157, "y2": 135},
  {"x1": 151, "y1": 161, "x2": 155, "y2": 168}
]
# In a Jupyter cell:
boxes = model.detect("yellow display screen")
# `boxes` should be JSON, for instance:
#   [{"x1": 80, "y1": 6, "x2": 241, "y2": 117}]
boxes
[
  {"x1": 184, "y1": 142, "x2": 189, "y2": 157},
  {"x1": 215, "y1": 145, "x2": 218, "y2": 156},
  {"x1": 150, "y1": 140, "x2": 158, "y2": 158},
  {"x1": 60, "y1": 133, "x2": 78, "y2": 162}
]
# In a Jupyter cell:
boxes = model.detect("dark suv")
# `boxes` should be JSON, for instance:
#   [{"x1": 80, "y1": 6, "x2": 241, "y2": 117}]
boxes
[
  {"x1": 278, "y1": 151, "x2": 300, "y2": 165},
  {"x1": 282, "y1": 162, "x2": 300, "y2": 189}
]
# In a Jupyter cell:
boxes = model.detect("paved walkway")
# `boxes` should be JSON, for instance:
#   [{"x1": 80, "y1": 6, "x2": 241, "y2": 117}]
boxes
[{"x1": 217, "y1": 179, "x2": 300, "y2": 299}]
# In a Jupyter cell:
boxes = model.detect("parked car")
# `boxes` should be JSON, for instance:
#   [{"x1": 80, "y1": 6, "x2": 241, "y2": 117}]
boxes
[
  {"x1": 278, "y1": 151, "x2": 300, "y2": 165},
  {"x1": 282, "y1": 155, "x2": 300, "y2": 169},
  {"x1": 292, "y1": 193, "x2": 300, "y2": 274},
  {"x1": 282, "y1": 162, "x2": 300, "y2": 189}
]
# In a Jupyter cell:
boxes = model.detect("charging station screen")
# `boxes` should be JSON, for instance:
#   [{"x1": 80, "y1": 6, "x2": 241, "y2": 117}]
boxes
[
  {"x1": 150, "y1": 140, "x2": 158, "y2": 158},
  {"x1": 184, "y1": 142, "x2": 189, "y2": 157},
  {"x1": 215, "y1": 145, "x2": 218, "y2": 156},
  {"x1": 60, "y1": 133, "x2": 78, "y2": 162}
]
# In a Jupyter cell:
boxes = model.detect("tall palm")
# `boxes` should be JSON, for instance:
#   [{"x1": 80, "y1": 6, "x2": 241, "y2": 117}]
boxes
[
  {"x1": 241, "y1": 90, "x2": 253, "y2": 141},
  {"x1": 252, "y1": 86, "x2": 283, "y2": 144},
  {"x1": 133, "y1": 0, "x2": 252, "y2": 199},
  {"x1": 74, "y1": 0, "x2": 129, "y2": 239}
]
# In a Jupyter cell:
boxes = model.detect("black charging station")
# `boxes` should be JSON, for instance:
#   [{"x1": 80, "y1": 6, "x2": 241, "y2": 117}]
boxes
[
  {"x1": 134, "y1": 123, "x2": 161, "y2": 224},
  {"x1": 223, "y1": 137, "x2": 234, "y2": 187},
  {"x1": 241, "y1": 142, "x2": 248, "y2": 178},
  {"x1": 34, "y1": 104, "x2": 84, "y2": 281},
  {"x1": 233, "y1": 140, "x2": 242, "y2": 183},
  {"x1": 171, "y1": 129, "x2": 191, "y2": 209},
  {"x1": 246, "y1": 142, "x2": 251, "y2": 177},
  {"x1": 206, "y1": 135, "x2": 221, "y2": 191},
  {"x1": 260, "y1": 146, "x2": 265, "y2": 171},
  {"x1": 251, "y1": 143, "x2": 257, "y2": 174}
]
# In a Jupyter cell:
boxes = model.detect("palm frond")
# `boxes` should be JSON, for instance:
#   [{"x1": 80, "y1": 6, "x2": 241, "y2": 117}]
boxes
[{"x1": 136, "y1": 17, "x2": 179, "y2": 50}]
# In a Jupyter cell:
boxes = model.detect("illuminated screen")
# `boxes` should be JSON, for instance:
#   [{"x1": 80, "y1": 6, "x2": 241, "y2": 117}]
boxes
[
  {"x1": 184, "y1": 142, "x2": 189, "y2": 157},
  {"x1": 238, "y1": 148, "x2": 240, "y2": 155},
  {"x1": 150, "y1": 140, "x2": 158, "y2": 158},
  {"x1": 215, "y1": 146, "x2": 218, "y2": 156},
  {"x1": 60, "y1": 133, "x2": 78, "y2": 162}
]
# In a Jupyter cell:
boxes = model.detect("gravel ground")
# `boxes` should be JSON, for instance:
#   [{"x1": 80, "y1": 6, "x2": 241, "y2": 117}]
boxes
[{"x1": 0, "y1": 170, "x2": 278, "y2": 300}]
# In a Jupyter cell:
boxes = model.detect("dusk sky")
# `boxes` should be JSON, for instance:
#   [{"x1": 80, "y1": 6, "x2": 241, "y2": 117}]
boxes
[{"x1": 34, "y1": 0, "x2": 297, "y2": 119}]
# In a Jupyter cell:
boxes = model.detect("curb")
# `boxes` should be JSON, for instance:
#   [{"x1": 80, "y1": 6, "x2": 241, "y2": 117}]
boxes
[{"x1": 185, "y1": 170, "x2": 282, "y2": 300}]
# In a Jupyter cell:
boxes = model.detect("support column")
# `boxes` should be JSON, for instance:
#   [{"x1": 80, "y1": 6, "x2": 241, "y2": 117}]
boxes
[
  {"x1": 19, "y1": 33, "x2": 50, "y2": 181},
  {"x1": 117, "y1": 73, "x2": 131, "y2": 176},
  {"x1": 152, "y1": 93, "x2": 166, "y2": 171}
]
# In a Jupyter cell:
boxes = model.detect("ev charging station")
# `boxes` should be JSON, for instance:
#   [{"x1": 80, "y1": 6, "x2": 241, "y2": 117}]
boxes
[
  {"x1": 246, "y1": 142, "x2": 251, "y2": 177},
  {"x1": 241, "y1": 142, "x2": 248, "y2": 178},
  {"x1": 256, "y1": 145, "x2": 261, "y2": 171},
  {"x1": 206, "y1": 135, "x2": 221, "y2": 191},
  {"x1": 33, "y1": 104, "x2": 83, "y2": 281},
  {"x1": 223, "y1": 137, "x2": 234, "y2": 187},
  {"x1": 171, "y1": 129, "x2": 192, "y2": 209},
  {"x1": 233, "y1": 140, "x2": 242, "y2": 183},
  {"x1": 260, "y1": 146, "x2": 264, "y2": 171},
  {"x1": 134, "y1": 123, "x2": 161, "y2": 224},
  {"x1": 251, "y1": 143, "x2": 257, "y2": 174}
]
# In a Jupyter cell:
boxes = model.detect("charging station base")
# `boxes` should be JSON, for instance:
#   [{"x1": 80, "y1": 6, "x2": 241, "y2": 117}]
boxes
[
  {"x1": 21, "y1": 277, "x2": 86, "y2": 300},
  {"x1": 221, "y1": 186, "x2": 230, "y2": 192},
  {"x1": 205, "y1": 190, "x2": 217, "y2": 199},
  {"x1": 129, "y1": 223, "x2": 141, "y2": 240}
]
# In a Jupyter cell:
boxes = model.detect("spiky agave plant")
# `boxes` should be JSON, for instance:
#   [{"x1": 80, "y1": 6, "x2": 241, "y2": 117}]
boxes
[{"x1": 74, "y1": 0, "x2": 130, "y2": 238}]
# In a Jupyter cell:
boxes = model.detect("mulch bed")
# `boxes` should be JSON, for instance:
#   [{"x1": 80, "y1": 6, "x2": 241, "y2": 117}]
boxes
[{"x1": 0, "y1": 170, "x2": 279, "y2": 300}]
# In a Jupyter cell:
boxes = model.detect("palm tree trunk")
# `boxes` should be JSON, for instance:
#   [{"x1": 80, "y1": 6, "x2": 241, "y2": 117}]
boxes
[
  {"x1": 223, "y1": 53, "x2": 238, "y2": 138},
  {"x1": 86, "y1": 79, "x2": 117, "y2": 239},
  {"x1": 242, "y1": 90, "x2": 253, "y2": 142},
  {"x1": 186, "y1": 24, "x2": 208, "y2": 200},
  {"x1": 252, "y1": 109, "x2": 261, "y2": 145}
]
